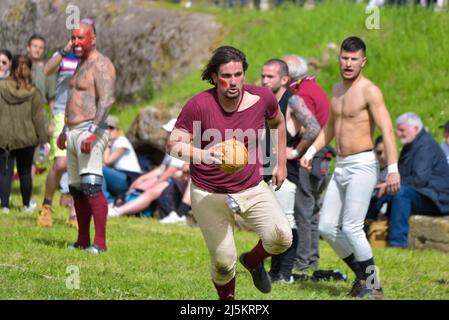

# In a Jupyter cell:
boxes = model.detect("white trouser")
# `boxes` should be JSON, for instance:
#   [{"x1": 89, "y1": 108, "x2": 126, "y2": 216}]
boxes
[
  {"x1": 318, "y1": 151, "x2": 378, "y2": 262},
  {"x1": 191, "y1": 180, "x2": 292, "y2": 285},
  {"x1": 270, "y1": 179, "x2": 297, "y2": 229}
]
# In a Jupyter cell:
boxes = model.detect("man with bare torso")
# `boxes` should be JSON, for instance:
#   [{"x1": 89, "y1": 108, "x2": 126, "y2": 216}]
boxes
[
  {"x1": 300, "y1": 37, "x2": 400, "y2": 299},
  {"x1": 57, "y1": 19, "x2": 116, "y2": 254}
]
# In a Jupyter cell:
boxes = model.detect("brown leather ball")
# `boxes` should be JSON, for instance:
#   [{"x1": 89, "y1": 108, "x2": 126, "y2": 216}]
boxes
[{"x1": 216, "y1": 138, "x2": 248, "y2": 174}]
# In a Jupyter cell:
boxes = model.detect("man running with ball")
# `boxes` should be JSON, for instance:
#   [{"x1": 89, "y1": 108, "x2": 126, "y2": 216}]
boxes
[{"x1": 168, "y1": 46, "x2": 294, "y2": 300}]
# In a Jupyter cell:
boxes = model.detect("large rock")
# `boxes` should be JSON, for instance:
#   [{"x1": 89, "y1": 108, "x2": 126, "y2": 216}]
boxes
[
  {"x1": 409, "y1": 215, "x2": 449, "y2": 252},
  {"x1": 126, "y1": 106, "x2": 180, "y2": 166},
  {"x1": 0, "y1": 0, "x2": 221, "y2": 102}
]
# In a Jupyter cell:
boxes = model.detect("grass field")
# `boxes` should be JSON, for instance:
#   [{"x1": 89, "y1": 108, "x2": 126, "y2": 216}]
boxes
[
  {"x1": 1, "y1": 171, "x2": 449, "y2": 300},
  {"x1": 2, "y1": 2, "x2": 449, "y2": 300}
]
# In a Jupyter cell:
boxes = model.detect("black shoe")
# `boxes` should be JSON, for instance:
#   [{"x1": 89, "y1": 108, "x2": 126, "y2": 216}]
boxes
[
  {"x1": 292, "y1": 273, "x2": 310, "y2": 282},
  {"x1": 239, "y1": 252, "x2": 271, "y2": 293},
  {"x1": 311, "y1": 269, "x2": 348, "y2": 282},
  {"x1": 358, "y1": 286, "x2": 384, "y2": 300},
  {"x1": 349, "y1": 279, "x2": 366, "y2": 297}
]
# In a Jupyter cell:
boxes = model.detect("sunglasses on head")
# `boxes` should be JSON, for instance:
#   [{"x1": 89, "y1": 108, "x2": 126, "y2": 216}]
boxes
[{"x1": 80, "y1": 18, "x2": 96, "y2": 33}]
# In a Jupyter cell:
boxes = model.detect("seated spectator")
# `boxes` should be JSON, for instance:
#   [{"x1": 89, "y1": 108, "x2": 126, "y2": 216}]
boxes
[
  {"x1": 103, "y1": 115, "x2": 143, "y2": 198},
  {"x1": 0, "y1": 49, "x2": 12, "y2": 80},
  {"x1": 108, "y1": 118, "x2": 185, "y2": 218},
  {"x1": 158, "y1": 164, "x2": 192, "y2": 225},
  {"x1": 439, "y1": 120, "x2": 449, "y2": 165},
  {"x1": 365, "y1": 136, "x2": 390, "y2": 222},
  {"x1": 387, "y1": 113, "x2": 449, "y2": 247}
]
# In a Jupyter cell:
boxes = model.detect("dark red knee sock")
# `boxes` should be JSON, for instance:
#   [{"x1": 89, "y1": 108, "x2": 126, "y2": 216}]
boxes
[
  {"x1": 86, "y1": 192, "x2": 108, "y2": 250},
  {"x1": 73, "y1": 198, "x2": 91, "y2": 248},
  {"x1": 213, "y1": 277, "x2": 235, "y2": 300},
  {"x1": 244, "y1": 240, "x2": 271, "y2": 270}
]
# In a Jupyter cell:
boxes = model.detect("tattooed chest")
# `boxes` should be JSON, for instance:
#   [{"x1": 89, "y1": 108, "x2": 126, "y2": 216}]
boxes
[{"x1": 70, "y1": 71, "x2": 95, "y2": 91}]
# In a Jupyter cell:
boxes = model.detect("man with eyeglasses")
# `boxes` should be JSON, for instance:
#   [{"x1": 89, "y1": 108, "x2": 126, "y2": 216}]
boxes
[{"x1": 56, "y1": 18, "x2": 116, "y2": 255}]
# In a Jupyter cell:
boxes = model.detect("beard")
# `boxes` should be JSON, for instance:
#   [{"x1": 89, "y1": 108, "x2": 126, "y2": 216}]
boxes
[
  {"x1": 224, "y1": 87, "x2": 240, "y2": 100},
  {"x1": 271, "y1": 85, "x2": 281, "y2": 95}
]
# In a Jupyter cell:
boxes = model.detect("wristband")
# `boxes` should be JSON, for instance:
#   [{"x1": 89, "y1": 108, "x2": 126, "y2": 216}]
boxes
[
  {"x1": 303, "y1": 146, "x2": 317, "y2": 161},
  {"x1": 88, "y1": 123, "x2": 98, "y2": 135},
  {"x1": 291, "y1": 149, "x2": 300, "y2": 159},
  {"x1": 387, "y1": 163, "x2": 398, "y2": 175},
  {"x1": 58, "y1": 48, "x2": 67, "y2": 57}
]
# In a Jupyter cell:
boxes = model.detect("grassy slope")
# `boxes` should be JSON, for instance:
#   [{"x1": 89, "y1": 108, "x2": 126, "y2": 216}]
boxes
[
  {"x1": 1, "y1": 2, "x2": 449, "y2": 300},
  {"x1": 146, "y1": 2, "x2": 449, "y2": 139}
]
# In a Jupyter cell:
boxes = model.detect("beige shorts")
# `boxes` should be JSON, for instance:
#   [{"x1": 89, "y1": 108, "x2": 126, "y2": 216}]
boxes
[
  {"x1": 191, "y1": 180, "x2": 292, "y2": 284},
  {"x1": 66, "y1": 121, "x2": 109, "y2": 186},
  {"x1": 51, "y1": 113, "x2": 67, "y2": 159}
]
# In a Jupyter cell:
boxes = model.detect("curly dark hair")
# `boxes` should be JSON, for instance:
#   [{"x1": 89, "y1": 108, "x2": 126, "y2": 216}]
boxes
[{"x1": 201, "y1": 46, "x2": 248, "y2": 85}]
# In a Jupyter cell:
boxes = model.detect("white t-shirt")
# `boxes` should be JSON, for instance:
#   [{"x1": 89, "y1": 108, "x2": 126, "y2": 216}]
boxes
[
  {"x1": 111, "y1": 136, "x2": 142, "y2": 173},
  {"x1": 441, "y1": 142, "x2": 449, "y2": 165},
  {"x1": 161, "y1": 154, "x2": 185, "y2": 169}
]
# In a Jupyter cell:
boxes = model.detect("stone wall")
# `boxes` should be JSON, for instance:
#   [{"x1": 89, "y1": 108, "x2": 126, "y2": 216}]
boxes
[{"x1": 409, "y1": 215, "x2": 449, "y2": 252}]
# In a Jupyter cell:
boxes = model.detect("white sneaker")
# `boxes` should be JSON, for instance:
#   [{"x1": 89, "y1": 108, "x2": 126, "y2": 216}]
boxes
[
  {"x1": 108, "y1": 207, "x2": 121, "y2": 218},
  {"x1": 1, "y1": 207, "x2": 10, "y2": 214},
  {"x1": 86, "y1": 245, "x2": 106, "y2": 255},
  {"x1": 23, "y1": 199, "x2": 37, "y2": 213},
  {"x1": 160, "y1": 211, "x2": 186, "y2": 224}
]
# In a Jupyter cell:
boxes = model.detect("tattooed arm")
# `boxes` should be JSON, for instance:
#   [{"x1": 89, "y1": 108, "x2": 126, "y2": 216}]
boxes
[
  {"x1": 93, "y1": 56, "x2": 116, "y2": 126},
  {"x1": 80, "y1": 56, "x2": 116, "y2": 154},
  {"x1": 288, "y1": 95, "x2": 320, "y2": 158},
  {"x1": 267, "y1": 106, "x2": 287, "y2": 191}
]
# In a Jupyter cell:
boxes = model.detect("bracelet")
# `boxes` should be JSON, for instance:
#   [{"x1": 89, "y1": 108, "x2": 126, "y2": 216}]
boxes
[
  {"x1": 303, "y1": 146, "x2": 317, "y2": 161},
  {"x1": 58, "y1": 48, "x2": 67, "y2": 57},
  {"x1": 88, "y1": 123, "x2": 98, "y2": 134},
  {"x1": 387, "y1": 163, "x2": 399, "y2": 175}
]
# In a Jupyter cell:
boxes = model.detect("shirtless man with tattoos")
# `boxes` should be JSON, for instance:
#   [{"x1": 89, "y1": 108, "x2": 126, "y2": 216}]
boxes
[
  {"x1": 300, "y1": 36, "x2": 401, "y2": 299},
  {"x1": 57, "y1": 19, "x2": 116, "y2": 254}
]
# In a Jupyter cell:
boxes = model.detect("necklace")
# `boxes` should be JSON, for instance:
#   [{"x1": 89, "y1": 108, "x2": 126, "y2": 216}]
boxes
[{"x1": 220, "y1": 90, "x2": 245, "y2": 113}]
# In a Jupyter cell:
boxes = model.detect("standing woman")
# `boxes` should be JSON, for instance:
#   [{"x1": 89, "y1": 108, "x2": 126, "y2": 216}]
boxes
[
  {"x1": 0, "y1": 55, "x2": 48, "y2": 213},
  {"x1": 0, "y1": 49, "x2": 12, "y2": 80}
]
